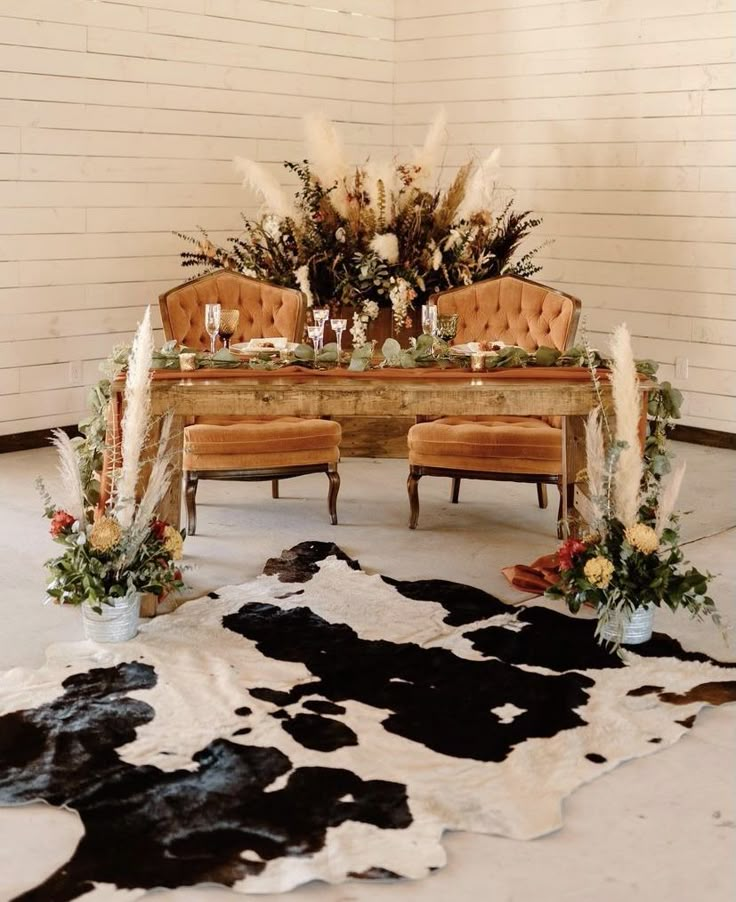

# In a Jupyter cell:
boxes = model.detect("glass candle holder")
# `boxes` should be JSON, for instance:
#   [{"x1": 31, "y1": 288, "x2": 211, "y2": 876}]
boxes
[
  {"x1": 470, "y1": 351, "x2": 486, "y2": 372},
  {"x1": 179, "y1": 352, "x2": 197, "y2": 371}
]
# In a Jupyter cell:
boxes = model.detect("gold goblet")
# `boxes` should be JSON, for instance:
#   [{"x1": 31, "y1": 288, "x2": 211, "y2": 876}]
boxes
[
  {"x1": 435, "y1": 313, "x2": 459, "y2": 343},
  {"x1": 217, "y1": 309, "x2": 240, "y2": 350}
]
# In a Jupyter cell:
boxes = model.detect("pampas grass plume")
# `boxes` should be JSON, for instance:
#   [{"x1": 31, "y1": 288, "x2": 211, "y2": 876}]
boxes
[
  {"x1": 370, "y1": 232, "x2": 399, "y2": 264},
  {"x1": 233, "y1": 157, "x2": 294, "y2": 219},
  {"x1": 115, "y1": 307, "x2": 154, "y2": 530},
  {"x1": 413, "y1": 108, "x2": 447, "y2": 184},
  {"x1": 610, "y1": 323, "x2": 644, "y2": 527},
  {"x1": 584, "y1": 408, "x2": 606, "y2": 525},
  {"x1": 455, "y1": 148, "x2": 501, "y2": 222},
  {"x1": 50, "y1": 429, "x2": 86, "y2": 527},
  {"x1": 303, "y1": 114, "x2": 350, "y2": 217}
]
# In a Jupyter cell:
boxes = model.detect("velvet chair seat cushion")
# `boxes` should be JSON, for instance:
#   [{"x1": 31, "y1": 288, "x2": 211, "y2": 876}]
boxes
[
  {"x1": 184, "y1": 417, "x2": 341, "y2": 471},
  {"x1": 408, "y1": 416, "x2": 562, "y2": 475}
]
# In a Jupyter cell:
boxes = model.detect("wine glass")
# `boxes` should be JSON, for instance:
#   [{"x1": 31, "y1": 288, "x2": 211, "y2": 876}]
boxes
[
  {"x1": 217, "y1": 309, "x2": 239, "y2": 350},
  {"x1": 421, "y1": 304, "x2": 438, "y2": 337},
  {"x1": 307, "y1": 324, "x2": 323, "y2": 360},
  {"x1": 204, "y1": 303, "x2": 221, "y2": 355},
  {"x1": 313, "y1": 307, "x2": 329, "y2": 346},
  {"x1": 330, "y1": 318, "x2": 347, "y2": 366},
  {"x1": 436, "y1": 313, "x2": 459, "y2": 344}
]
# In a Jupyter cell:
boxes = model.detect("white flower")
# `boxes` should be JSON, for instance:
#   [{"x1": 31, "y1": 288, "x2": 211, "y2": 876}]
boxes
[
  {"x1": 335, "y1": 227, "x2": 346, "y2": 243},
  {"x1": 350, "y1": 313, "x2": 368, "y2": 348},
  {"x1": 431, "y1": 247, "x2": 443, "y2": 270},
  {"x1": 294, "y1": 264, "x2": 314, "y2": 307},
  {"x1": 363, "y1": 300, "x2": 380, "y2": 320},
  {"x1": 370, "y1": 233, "x2": 399, "y2": 264},
  {"x1": 262, "y1": 215, "x2": 281, "y2": 240},
  {"x1": 444, "y1": 229, "x2": 462, "y2": 252}
]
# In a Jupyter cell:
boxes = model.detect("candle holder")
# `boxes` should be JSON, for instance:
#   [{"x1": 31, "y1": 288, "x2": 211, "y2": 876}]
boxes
[
  {"x1": 179, "y1": 352, "x2": 197, "y2": 371},
  {"x1": 470, "y1": 352, "x2": 486, "y2": 372}
]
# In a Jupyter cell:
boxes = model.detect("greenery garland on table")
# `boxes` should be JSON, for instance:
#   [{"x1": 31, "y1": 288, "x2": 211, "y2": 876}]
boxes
[{"x1": 177, "y1": 113, "x2": 544, "y2": 344}]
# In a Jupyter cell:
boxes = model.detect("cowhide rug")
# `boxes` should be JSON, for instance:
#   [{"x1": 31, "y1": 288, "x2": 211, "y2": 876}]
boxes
[{"x1": 1, "y1": 541, "x2": 734, "y2": 901}]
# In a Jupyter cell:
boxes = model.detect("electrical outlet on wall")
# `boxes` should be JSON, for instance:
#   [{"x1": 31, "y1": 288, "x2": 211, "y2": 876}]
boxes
[
  {"x1": 68, "y1": 360, "x2": 82, "y2": 384},
  {"x1": 674, "y1": 357, "x2": 689, "y2": 380}
]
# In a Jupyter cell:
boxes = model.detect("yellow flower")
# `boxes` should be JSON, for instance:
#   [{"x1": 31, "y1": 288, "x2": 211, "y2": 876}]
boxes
[
  {"x1": 163, "y1": 525, "x2": 184, "y2": 560},
  {"x1": 89, "y1": 517, "x2": 122, "y2": 552},
  {"x1": 625, "y1": 523, "x2": 659, "y2": 555},
  {"x1": 584, "y1": 556, "x2": 615, "y2": 589}
]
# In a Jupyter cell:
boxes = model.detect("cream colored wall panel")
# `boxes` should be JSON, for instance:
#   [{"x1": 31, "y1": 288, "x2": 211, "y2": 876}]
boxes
[
  {"x1": 20, "y1": 128, "x2": 258, "y2": 161},
  {"x1": 0, "y1": 208, "x2": 87, "y2": 236},
  {"x1": 0, "y1": 370, "x2": 21, "y2": 397},
  {"x1": 0, "y1": 282, "x2": 174, "y2": 315},
  {"x1": 499, "y1": 166, "x2": 701, "y2": 193},
  {"x1": 85, "y1": 206, "x2": 244, "y2": 233},
  {"x1": 0, "y1": 16, "x2": 86, "y2": 51},
  {"x1": 0, "y1": 231, "x2": 231, "y2": 261},
  {"x1": 2, "y1": 0, "x2": 148, "y2": 30},
  {"x1": 584, "y1": 332, "x2": 736, "y2": 372},
  {"x1": 542, "y1": 237, "x2": 735, "y2": 270},
  {"x1": 0, "y1": 182, "x2": 244, "y2": 208},
  {"x1": 9, "y1": 307, "x2": 148, "y2": 342},
  {"x1": 540, "y1": 214, "x2": 736, "y2": 245},
  {"x1": 18, "y1": 155, "x2": 238, "y2": 185},
  {"x1": 513, "y1": 189, "x2": 736, "y2": 219},
  {"x1": 87, "y1": 27, "x2": 393, "y2": 81},
  {"x1": 0, "y1": 387, "x2": 88, "y2": 422},
  {"x1": 564, "y1": 284, "x2": 733, "y2": 321},
  {"x1": 538, "y1": 257, "x2": 735, "y2": 295},
  {"x1": 697, "y1": 169, "x2": 736, "y2": 191},
  {"x1": 0, "y1": 412, "x2": 88, "y2": 436},
  {"x1": 702, "y1": 88, "x2": 736, "y2": 114},
  {"x1": 397, "y1": 38, "x2": 735, "y2": 82},
  {"x1": 397, "y1": 12, "x2": 735, "y2": 60},
  {"x1": 0, "y1": 128, "x2": 20, "y2": 153},
  {"x1": 0, "y1": 45, "x2": 391, "y2": 103},
  {"x1": 0, "y1": 155, "x2": 19, "y2": 180},
  {"x1": 0, "y1": 331, "x2": 163, "y2": 369},
  {"x1": 17, "y1": 257, "x2": 182, "y2": 288}
]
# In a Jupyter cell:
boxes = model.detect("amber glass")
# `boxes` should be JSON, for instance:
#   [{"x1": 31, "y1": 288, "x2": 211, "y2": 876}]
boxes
[{"x1": 217, "y1": 309, "x2": 240, "y2": 349}]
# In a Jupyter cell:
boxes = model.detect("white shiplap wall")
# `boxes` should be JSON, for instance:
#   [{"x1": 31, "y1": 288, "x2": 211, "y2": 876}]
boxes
[
  {"x1": 0, "y1": 0, "x2": 394, "y2": 435},
  {"x1": 395, "y1": 0, "x2": 736, "y2": 433}
]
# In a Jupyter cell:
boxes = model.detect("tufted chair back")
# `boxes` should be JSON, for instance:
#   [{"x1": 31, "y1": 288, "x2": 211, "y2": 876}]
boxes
[
  {"x1": 159, "y1": 270, "x2": 307, "y2": 348},
  {"x1": 437, "y1": 275, "x2": 580, "y2": 352}
]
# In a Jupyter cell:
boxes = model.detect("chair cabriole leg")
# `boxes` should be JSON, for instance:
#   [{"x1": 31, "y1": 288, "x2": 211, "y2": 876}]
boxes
[
  {"x1": 536, "y1": 482, "x2": 548, "y2": 509},
  {"x1": 183, "y1": 472, "x2": 198, "y2": 537},
  {"x1": 408, "y1": 468, "x2": 421, "y2": 529},
  {"x1": 450, "y1": 477, "x2": 461, "y2": 504},
  {"x1": 327, "y1": 466, "x2": 340, "y2": 525}
]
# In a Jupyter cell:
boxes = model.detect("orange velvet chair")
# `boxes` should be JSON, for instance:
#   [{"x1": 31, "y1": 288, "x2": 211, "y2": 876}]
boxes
[
  {"x1": 159, "y1": 270, "x2": 341, "y2": 534},
  {"x1": 407, "y1": 275, "x2": 582, "y2": 533}
]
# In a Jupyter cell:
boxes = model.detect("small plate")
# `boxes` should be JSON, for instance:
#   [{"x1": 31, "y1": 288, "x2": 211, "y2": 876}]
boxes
[
  {"x1": 230, "y1": 339, "x2": 296, "y2": 356},
  {"x1": 450, "y1": 341, "x2": 507, "y2": 356}
]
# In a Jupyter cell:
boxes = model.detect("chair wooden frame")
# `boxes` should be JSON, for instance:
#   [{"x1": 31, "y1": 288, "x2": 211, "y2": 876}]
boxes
[
  {"x1": 159, "y1": 270, "x2": 339, "y2": 535},
  {"x1": 407, "y1": 275, "x2": 582, "y2": 535}
]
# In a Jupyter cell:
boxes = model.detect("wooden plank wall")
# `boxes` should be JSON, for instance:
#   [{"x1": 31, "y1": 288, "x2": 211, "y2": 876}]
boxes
[
  {"x1": 395, "y1": 0, "x2": 736, "y2": 433},
  {"x1": 0, "y1": 0, "x2": 394, "y2": 435}
]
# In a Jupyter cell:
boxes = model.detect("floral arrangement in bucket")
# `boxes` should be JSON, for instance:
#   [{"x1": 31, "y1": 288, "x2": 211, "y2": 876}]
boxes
[
  {"x1": 545, "y1": 324, "x2": 719, "y2": 651},
  {"x1": 179, "y1": 111, "x2": 543, "y2": 346},
  {"x1": 37, "y1": 309, "x2": 185, "y2": 641}
]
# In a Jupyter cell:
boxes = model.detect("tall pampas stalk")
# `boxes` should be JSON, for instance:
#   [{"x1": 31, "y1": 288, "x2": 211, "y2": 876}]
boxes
[
  {"x1": 455, "y1": 148, "x2": 501, "y2": 222},
  {"x1": 233, "y1": 157, "x2": 295, "y2": 219},
  {"x1": 131, "y1": 413, "x2": 173, "y2": 538},
  {"x1": 115, "y1": 307, "x2": 154, "y2": 530},
  {"x1": 610, "y1": 323, "x2": 644, "y2": 527},
  {"x1": 303, "y1": 113, "x2": 350, "y2": 217},
  {"x1": 412, "y1": 108, "x2": 447, "y2": 184},
  {"x1": 584, "y1": 408, "x2": 606, "y2": 527},
  {"x1": 50, "y1": 429, "x2": 86, "y2": 527},
  {"x1": 656, "y1": 459, "x2": 686, "y2": 537}
]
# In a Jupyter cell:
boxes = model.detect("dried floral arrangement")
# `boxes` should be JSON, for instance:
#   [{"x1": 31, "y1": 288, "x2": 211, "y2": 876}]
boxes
[
  {"x1": 179, "y1": 112, "x2": 543, "y2": 345},
  {"x1": 38, "y1": 310, "x2": 185, "y2": 612},
  {"x1": 546, "y1": 325, "x2": 718, "y2": 650}
]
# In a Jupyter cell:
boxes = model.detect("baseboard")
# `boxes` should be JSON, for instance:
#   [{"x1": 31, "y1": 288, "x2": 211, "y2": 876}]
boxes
[
  {"x1": 671, "y1": 424, "x2": 736, "y2": 450},
  {"x1": 0, "y1": 424, "x2": 80, "y2": 454}
]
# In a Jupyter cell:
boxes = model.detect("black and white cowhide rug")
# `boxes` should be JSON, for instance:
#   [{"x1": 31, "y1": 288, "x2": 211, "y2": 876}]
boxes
[{"x1": 1, "y1": 541, "x2": 734, "y2": 900}]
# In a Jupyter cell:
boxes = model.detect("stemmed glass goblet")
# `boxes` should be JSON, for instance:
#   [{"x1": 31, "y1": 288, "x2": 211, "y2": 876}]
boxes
[
  {"x1": 421, "y1": 304, "x2": 438, "y2": 357},
  {"x1": 217, "y1": 309, "x2": 239, "y2": 350},
  {"x1": 204, "y1": 303, "x2": 221, "y2": 355},
  {"x1": 330, "y1": 318, "x2": 347, "y2": 366},
  {"x1": 307, "y1": 324, "x2": 323, "y2": 361},
  {"x1": 435, "y1": 313, "x2": 459, "y2": 344}
]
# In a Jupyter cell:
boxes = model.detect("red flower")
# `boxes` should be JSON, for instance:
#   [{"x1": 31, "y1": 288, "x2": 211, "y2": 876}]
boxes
[
  {"x1": 558, "y1": 538, "x2": 588, "y2": 572},
  {"x1": 150, "y1": 518, "x2": 167, "y2": 541},
  {"x1": 50, "y1": 510, "x2": 75, "y2": 537}
]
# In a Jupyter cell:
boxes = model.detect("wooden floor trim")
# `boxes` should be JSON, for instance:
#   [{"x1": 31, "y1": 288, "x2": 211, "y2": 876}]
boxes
[{"x1": 0, "y1": 425, "x2": 80, "y2": 454}]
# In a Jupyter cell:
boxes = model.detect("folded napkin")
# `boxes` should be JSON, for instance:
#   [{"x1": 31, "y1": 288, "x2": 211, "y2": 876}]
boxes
[{"x1": 501, "y1": 552, "x2": 561, "y2": 594}]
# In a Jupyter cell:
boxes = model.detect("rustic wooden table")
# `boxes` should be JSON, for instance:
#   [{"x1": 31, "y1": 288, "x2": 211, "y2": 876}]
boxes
[{"x1": 123, "y1": 368, "x2": 616, "y2": 534}]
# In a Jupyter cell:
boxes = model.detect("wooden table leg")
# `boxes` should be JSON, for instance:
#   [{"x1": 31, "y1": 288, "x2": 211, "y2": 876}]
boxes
[{"x1": 562, "y1": 415, "x2": 588, "y2": 538}]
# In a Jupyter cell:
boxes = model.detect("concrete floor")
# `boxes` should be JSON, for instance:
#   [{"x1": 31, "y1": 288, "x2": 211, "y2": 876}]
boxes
[{"x1": 0, "y1": 442, "x2": 734, "y2": 901}]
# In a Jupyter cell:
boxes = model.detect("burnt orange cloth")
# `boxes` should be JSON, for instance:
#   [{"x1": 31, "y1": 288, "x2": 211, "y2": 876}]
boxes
[
  {"x1": 146, "y1": 364, "x2": 603, "y2": 382},
  {"x1": 501, "y1": 552, "x2": 561, "y2": 594}
]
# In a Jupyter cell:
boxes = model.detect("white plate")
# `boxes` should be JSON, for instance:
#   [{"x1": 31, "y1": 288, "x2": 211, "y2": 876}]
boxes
[
  {"x1": 230, "y1": 339, "x2": 297, "y2": 355},
  {"x1": 450, "y1": 341, "x2": 507, "y2": 356}
]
